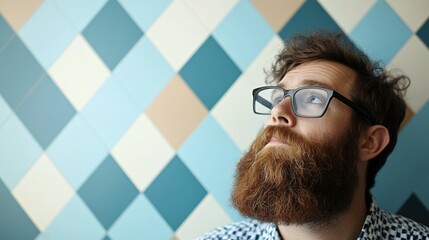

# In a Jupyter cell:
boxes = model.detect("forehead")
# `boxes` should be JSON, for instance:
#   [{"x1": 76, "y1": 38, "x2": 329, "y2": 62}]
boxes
[{"x1": 278, "y1": 60, "x2": 357, "y2": 97}]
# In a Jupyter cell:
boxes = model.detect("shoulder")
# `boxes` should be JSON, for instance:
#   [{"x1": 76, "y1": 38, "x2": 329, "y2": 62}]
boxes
[
  {"x1": 378, "y1": 208, "x2": 429, "y2": 239},
  {"x1": 197, "y1": 219, "x2": 279, "y2": 240},
  {"x1": 360, "y1": 199, "x2": 429, "y2": 239},
  {"x1": 381, "y1": 210, "x2": 429, "y2": 239}
]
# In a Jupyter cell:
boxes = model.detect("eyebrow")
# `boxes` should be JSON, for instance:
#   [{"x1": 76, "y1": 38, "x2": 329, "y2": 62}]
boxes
[{"x1": 278, "y1": 79, "x2": 332, "y2": 89}]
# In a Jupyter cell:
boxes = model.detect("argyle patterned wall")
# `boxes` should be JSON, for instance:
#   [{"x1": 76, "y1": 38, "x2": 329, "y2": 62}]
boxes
[{"x1": 1, "y1": 0, "x2": 428, "y2": 239}]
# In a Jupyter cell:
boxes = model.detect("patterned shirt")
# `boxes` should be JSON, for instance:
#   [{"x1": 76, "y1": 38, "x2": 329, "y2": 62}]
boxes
[{"x1": 198, "y1": 200, "x2": 429, "y2": 240}]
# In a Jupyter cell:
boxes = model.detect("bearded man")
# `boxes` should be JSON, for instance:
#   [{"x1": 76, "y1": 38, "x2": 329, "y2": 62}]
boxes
[{"x1": 198, "y1": 31, "x2": 429, "y2": 239}]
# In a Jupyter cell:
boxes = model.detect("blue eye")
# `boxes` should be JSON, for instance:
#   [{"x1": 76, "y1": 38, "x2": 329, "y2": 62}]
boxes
[
  {"x1": 271, "y1": 90, "x2": 284, "y2": 105},
  {"x1": 272, "y1": 96, "x2": 283, "y2": 105},
  {"x1": 307, "y1": 96, "x2": 323, "y2": 104}
]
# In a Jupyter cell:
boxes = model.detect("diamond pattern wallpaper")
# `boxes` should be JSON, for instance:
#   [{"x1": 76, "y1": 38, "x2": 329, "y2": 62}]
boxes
[{"x1": 0, "y1": 0, "x2": 428, "y2": 239}]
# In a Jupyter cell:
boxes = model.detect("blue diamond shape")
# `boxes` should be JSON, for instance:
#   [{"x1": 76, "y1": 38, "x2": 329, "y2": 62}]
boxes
[
  {"x1": 278, "y1": 0, "x2": 343, "y2": 40},
  {"x1": 0, "y1": 179, "x2": 39, "y2": 240},
  {"x1": 350, "y1": 0, "x2": 412, "y2": 64},
  {"x1": 180, "y1": 36, "x2": 241, "y2": 110},
  {"x1": 83, "y1": 0, "x2": 143, "y2": 70},
  {"x1": 15, "y1": 75, "x2": 76, "y2": 149},
  {"x1": 416, "y1": 171, "x2": 429, "y2": 211},
  {"x1": 44, "y1": 195, "x2": 105, "y2": 240},
  {"x1": 35, "y1": 234, "x2": 48, "y2": 240},
  {"x1": 80, "y1": 76, "x2": 140, "y2": 149},
  {"x1": 47, "y1": 114, "x2": 109, "y2": 189},
  {"x1": 109, "y1": 194, "x2": 173, "y2": 239},
  {"x1": 0, "y1": 37, "x2": 45, "y2": 109},
  {"x1": 388, "y1": 100, "x2": 429, "y2": 184},
  {"x1": 144, "y1": 156, "x2": 207, "y2": 231},
  {"x1": 18, "y1": 0, "x2": 77, "y2": 69},
  {"x1": 417, "y1": 18, "x2": 429, "y2": 49},
  {"x1": 372, "y1": 160, "x2": 412, "y2": 213},
  {"x1": 213, "y1": 0, "x2": 274, "y2": 70},
  {"x1": 178, "y1": 115, "x2": 242, "y2": 221},
  {"x1": 0, "y1": 15, "x2": 14, "y2": 50},
  {"x1": 0, "y1": 95, "x2": 12, "y2": 128},
  {"x1": 114, "y1": 37, "x2": 174, "y2": 111},
  {"x1": 118, "y1": 0, "x2": 172, "y2": 31},
  {"x1": 78, "y1": 155, "x2": 139, "y2": 229},
  {"x1": 0, "y1": 114, "x2": 43, "y2": 190},
  {"x1": 53, "y1": 0, "x2": 107, "y2": 31}
]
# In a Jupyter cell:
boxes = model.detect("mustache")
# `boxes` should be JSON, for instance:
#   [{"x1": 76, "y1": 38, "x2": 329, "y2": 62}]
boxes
[{"x1": 253, "y1": 125, "x2": 308, "y2": 149}]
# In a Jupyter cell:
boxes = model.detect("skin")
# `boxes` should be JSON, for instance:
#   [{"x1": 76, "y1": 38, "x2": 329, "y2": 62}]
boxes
[{"x1": 266, "y1": 60, "x2": 390, "y2": 240}]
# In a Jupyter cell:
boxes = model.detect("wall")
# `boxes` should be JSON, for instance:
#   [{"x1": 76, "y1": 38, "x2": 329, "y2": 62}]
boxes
[{"x1": 0, "y1": 0, "x2": 428, "y2": 239}]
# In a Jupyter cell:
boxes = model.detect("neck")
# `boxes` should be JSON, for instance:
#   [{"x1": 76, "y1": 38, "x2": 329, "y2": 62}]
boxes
[{"x1": 277, "y1": 181, "x2": 368, "y2": 240}]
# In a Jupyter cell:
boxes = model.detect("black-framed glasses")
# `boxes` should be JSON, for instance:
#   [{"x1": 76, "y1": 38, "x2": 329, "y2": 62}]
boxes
[{"x1": 252, "y1": 86, "x2": 375, "y2": 125}]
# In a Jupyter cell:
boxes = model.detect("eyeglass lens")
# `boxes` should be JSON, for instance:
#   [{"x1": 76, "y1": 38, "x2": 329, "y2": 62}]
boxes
[{"x1": 254, "y1": 87, "x2": 330, "y2": 117}]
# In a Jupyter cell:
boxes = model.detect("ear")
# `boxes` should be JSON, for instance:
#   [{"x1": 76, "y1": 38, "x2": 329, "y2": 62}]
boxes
[{"x1": 359, "y1": 125, "x2": 390, "y2": 162}]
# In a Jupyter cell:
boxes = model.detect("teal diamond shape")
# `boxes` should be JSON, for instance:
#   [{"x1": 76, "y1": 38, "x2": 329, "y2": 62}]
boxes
[
  {"x1": 144, "y1": 156, "x2": 207, "y2": 230},
  {"x1": 78, "y1": 155, "x2": 139, "y2": 229},
  {"x1": 83, "y1": 0, "x2": 143, "y2": 70}
]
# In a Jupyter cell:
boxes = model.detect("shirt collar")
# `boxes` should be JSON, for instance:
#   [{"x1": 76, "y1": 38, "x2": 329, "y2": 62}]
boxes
[{"x1": 357, "y1": 198, "x2": 383, "y2": 239}]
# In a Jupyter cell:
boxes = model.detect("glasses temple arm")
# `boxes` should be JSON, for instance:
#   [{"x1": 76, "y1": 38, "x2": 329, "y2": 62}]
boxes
[
  {"x1": 255, "y1": 95, "x2": 273, "y2": 110},
  {"x1": 333, "y1": 92, "x2": 376, "y2": 125}
]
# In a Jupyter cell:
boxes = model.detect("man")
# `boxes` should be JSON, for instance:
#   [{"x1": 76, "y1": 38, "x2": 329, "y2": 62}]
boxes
[{"x1": 199, "y1": 31, "x2": 429, "y2": 240}]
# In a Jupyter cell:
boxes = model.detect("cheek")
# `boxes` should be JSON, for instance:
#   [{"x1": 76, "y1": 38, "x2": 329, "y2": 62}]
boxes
[
  {"x1": 295, "y1": 119, "x2": 343, "y2": 141},
  {"x1": 328, "y1": 101, "x2": 355, "y2": 123},
  {"x1": 319, "y1": 106, "x2": 354, "y2": 133}
]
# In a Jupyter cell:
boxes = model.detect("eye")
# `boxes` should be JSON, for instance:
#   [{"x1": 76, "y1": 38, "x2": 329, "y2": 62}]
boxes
[
  {"x1": 297, "y1": 91, "x2": 328, "y2": 108},
  {"x1": 272, "y1": 96, "x2": 283, "y2": 105},
  {"x1": 271, "y1": 90, "x2": 284, "y2": 105},
  {"x1": 307, "y1": 95, "x2": 323, "y2": 104}
]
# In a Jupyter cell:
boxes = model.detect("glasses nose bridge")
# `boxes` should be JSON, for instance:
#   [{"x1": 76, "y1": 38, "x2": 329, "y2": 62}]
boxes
[{"x1": 281, "y1": 88, "x2": 295, "y2": 104}]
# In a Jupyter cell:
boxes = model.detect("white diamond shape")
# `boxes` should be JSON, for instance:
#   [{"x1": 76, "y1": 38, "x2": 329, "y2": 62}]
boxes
[
  {"x1": 49, "y1": 35, "x2": 110, "y2": 111},
  {"x1": 212, "y1": 72, "x2": 266, "y2": 152},
  {"x1": 212, "y1": 36, "x2": 283, "y2": 151},
  {"x1": 12, "y1": 154, "x2": 74, "y2": 231},
  {"x1": 388, "y1": 35, "x2": 429, "y2": 112},
  {"x1": 146, "y1": 0, "x2": 209, "y2": 71},
  {"x1": 176, "y1": 194, "x2": 232, "y2": 240},
  {"x1": 318, "y1": 0, "x2": 377, "y2": 33},
  {"x1": 387, "y1": 0, "x2": 429, "y2": 31},
  {"x1": 111, "y1": 113, "x2": 174, "y2": 192},
  {"x1": 182, "y1": 0, "x2": 238, "y2": 32},
  {"x1": 245, "y1": 35, "x2": 284, "y2": 86}
]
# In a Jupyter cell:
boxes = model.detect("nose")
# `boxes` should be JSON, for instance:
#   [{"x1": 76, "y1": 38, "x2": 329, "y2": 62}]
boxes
[{"x1": 266, "y1": 97, "x2": 296, "y2": 127}]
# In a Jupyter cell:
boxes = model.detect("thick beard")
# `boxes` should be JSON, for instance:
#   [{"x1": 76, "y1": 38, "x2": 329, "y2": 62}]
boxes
[{"x1": 231, "y1": 125, "x2": 360, "y2": 226}]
